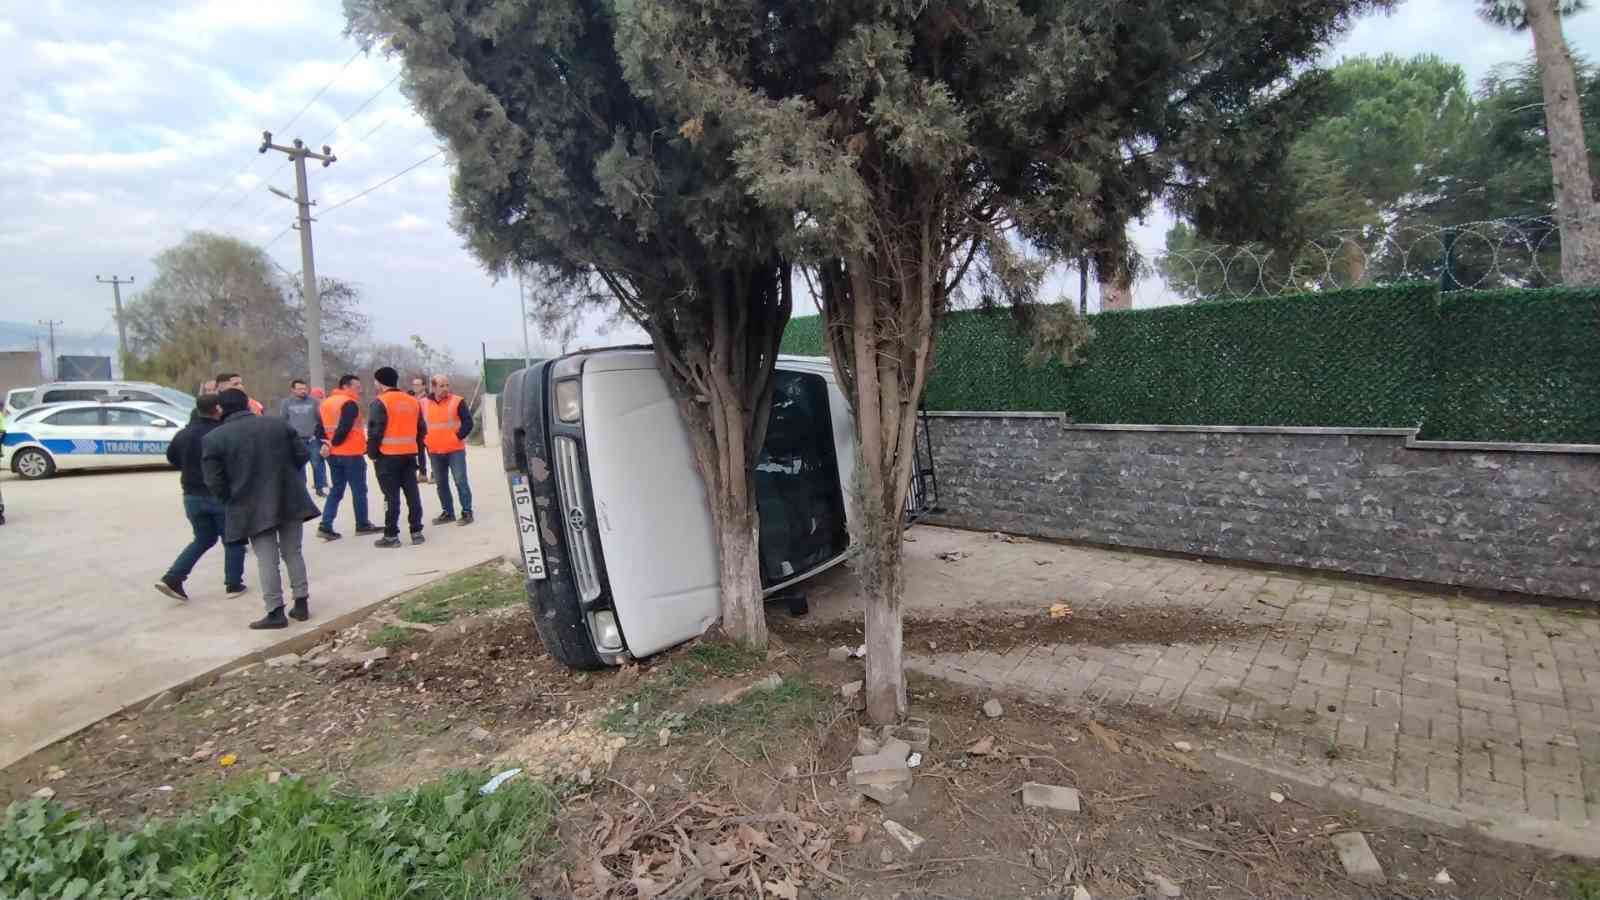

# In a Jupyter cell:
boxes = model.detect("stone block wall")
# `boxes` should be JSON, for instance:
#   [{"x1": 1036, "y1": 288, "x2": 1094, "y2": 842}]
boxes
[{"x1": 926, "y1": 416, "x2": 1600, "y2": 601}]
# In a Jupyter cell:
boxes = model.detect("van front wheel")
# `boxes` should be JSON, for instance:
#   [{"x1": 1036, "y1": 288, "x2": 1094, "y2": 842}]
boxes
[{"x1": 528, "y1": 587, "x2": 606, "y2": 669}]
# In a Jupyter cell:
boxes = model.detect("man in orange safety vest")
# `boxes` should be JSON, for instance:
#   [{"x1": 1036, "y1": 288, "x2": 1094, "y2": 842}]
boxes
[
  {"x1": 421, "y1": 374, "x2": 475, "y2": 526},
  {"x1": 365, "y1": 366, "x2": 429, "y2": 548}
]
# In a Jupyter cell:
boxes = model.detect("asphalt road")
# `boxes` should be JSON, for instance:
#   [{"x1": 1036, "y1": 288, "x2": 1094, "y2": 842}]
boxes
[{"x1": 0, "y1": 447, "x2": 517, "y2": 769}]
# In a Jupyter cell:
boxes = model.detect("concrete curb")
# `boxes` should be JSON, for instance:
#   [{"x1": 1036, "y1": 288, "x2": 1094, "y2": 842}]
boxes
[
  {"x1": 5, "y1": 553, "x2": 503, "y2": 769},
  {"x1": 1209, "y1": 750, "x2": 1598, "y2": 860}
]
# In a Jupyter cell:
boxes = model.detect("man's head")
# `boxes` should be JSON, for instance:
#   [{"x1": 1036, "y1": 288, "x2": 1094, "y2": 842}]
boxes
[
  {"x1": 196, "y1": 393, "x2": 222, "y2": 421},
  {"x1": 291, "y1": 379, "x2": 308, "y2": 399},
  {"x1": 218, "y1": 388, "x2": 250, "y2": 416},
  {"x1": 430, "y1": 374, "x2": 452, "y2": 399},
  {"x1": 215, "y1": 372, "x2": 243, "y2": 391},
  {"x1": 374, "y1": 366, "x2": 399, "y2": 390},
  {"x1": 411, "y1": 376, "x2": 426, "y2": 395},
  {"x1": 337, "y1": 373, "x2": 362, "y2": 398}
]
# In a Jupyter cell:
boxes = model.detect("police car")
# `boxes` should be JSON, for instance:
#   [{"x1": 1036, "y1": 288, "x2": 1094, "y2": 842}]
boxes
[{"x1": 2, "y1": 400, "x2": 182, "y2": 479}]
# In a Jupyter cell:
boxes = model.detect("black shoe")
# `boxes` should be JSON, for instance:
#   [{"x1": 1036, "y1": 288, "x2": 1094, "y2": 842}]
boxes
[
  {"x1": 432, "y1": 512, "x2": 455, "y2": 525},
  {"x1": 249, "y1": 608, "x2": 288, "y2": 629},
  {"x1": 458, "y1": 511, "x2": 474, "y2": 526},
  {"x1": 315, "y1": 488, "x2": 327, "y2": 497},
  {"x1": 317, "y1": 528, "x2": 342, "y2": 542},
  {"x1": 374, "y1": 536, "x2": 402, "y2": 548},
  {"x1": 226, "y1": 583, "x2": 248, "y2": 596},
  {"x1": 155, "y1": 576, "x2": 188, "y2": 602},
  {"x1": 355, "y1": 524, "x2": 382, "y2": 535},
  {"x1": 410, "y1": 532, "x2": 426, "y2": 546},
  {"x1": 289, "y1": 597, "x2": 310, "y2": 621}
]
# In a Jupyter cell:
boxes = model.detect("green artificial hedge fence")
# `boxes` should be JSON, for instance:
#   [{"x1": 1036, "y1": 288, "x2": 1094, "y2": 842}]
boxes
[
  {"x1": 1422, "y1": 288, "x2": 1600, "y2": 443},
  {"x1": 779, "y1": 283, "x2": 1600, "y2": 442}
]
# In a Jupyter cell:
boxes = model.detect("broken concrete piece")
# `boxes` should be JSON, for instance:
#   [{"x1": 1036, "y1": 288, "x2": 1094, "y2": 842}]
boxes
[
  {"x1": 1021, "y1": 782, "x2": 1081, "y2": 813},
  {"x1": 467, "y1": 725, "x2": 493, "y2": 744},
  {"x1": 1268, "y1": 791, "x2": 1285, "y2": 804},
  {"x1": 265, "y1": 653, "x2": 300, "y2": 668},
  {"x1": 982, "y1": 698, "x2": 1004, "y2": 718},
  {"x1": 1147, "y1": 872, "x2": 1182, "y2": 898},
  {"x1": 840, "y1": 680, "x2": 863, "y2": 700},
  {"x1": 657, "y1": 728, "x2": 671, "y2": 748},
  {"x1": 1433, "y1": 869, "x2": 1453, "y2": 885},
  {"x1": 880, "y1": 739, "x2": 912, "y2": 762},
  {"x1": 1172, "y1": 740, "x2": 1194, "y2": 753},
  {"x1": 880, "y1": 719, "x2": 931, "y2": 754},
  {"x1": 31, "y1": 787, "x2": 55, "y2": 800},
  {"x1": 1070, "y1": 887, "x2": 1093, "y2": 900},
  {"x1": 856, "y1": 727, "x2": 882, "y2": 756},
  {"x1": 849, "y1": 750, "x2": 912, "y2": 805},
  {"x1": 1330, "y1": 832, "x2": 1385, "y2": 885},
  {"x1": 882, "y1": 819, "x2": 925, "y2": 854},
  {"x1": 828, "y1": 645, "x2": 853, "y2": 662}
]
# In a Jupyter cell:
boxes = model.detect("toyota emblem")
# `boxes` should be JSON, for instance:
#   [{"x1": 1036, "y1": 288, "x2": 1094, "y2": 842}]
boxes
[{"x1": 567, "y1": 507, "x2": 587, "y2": 531}]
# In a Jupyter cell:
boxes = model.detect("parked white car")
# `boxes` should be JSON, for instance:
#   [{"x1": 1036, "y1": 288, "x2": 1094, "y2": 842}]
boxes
[{"x1": 2, "y1": 400, "x2": 182, "y2": 479}]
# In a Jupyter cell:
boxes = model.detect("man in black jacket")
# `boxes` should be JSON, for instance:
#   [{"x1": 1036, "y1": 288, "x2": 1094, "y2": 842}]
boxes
[
  {"x1": 202, "y1": 389, "x2": 321, "y2": 629},
  {"x1": 155, "y1": 394, "x2": 246, "y2": 601}
]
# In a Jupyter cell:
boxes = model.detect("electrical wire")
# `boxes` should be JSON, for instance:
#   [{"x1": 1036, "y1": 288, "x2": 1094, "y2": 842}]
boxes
[{"x1": 319, "y1": 149, "x2": 445, "y2": 216}]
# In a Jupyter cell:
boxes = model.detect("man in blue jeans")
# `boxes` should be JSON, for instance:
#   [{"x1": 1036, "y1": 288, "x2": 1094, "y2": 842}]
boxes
[
  {"x1": 313, "y1": 373, "x2": 381, "y2": 540},
  {"x1": 422, "y1": 374, "x2": 475, "y2": 525},
  {"x1": 279, "y1": 378, "x2": 327, "y2": 497},
  {"x1": 156, "y1": 394, "x2": 246, "y2": 600}
]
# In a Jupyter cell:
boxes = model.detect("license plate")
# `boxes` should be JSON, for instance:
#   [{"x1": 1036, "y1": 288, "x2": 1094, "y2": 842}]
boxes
[{"x1": 509, "y1": 474, "x2": 547, "y2": 580}]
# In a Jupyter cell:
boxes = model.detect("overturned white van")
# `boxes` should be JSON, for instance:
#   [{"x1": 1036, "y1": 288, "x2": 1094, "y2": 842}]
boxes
[{"x1": 499, "y1": 349, "x2": 934, "y2": 668}]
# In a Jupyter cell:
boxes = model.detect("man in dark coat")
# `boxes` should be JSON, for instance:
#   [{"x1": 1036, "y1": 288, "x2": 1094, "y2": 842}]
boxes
[
  {"x1": 156, "y1": 393, "x2": 246, "y2": 600},
  {"x1": 202, "y1": 389, "x2": 320, "y2": 629}
]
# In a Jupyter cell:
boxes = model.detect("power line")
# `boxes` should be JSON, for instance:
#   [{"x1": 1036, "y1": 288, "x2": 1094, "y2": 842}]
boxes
[
  {"x1": 223, "y1": 70, "x2": 402, "y2": 237},
  {"x1": 185, "y1": 48, "x2": 365, "y2": 235},
  {"x1": 319, "y1": 149, "x2": 444, "y2": 216}
]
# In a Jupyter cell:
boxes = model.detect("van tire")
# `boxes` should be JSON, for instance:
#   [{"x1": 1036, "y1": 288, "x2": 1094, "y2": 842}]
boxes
[{"x1": 528, "y1": 591, "x2": 606, "y2": 669}]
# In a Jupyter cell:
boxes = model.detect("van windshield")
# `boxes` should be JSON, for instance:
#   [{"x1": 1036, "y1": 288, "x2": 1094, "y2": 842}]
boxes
[{"x1": 754, "y1": 371, "x2": 849, "y2": 585}]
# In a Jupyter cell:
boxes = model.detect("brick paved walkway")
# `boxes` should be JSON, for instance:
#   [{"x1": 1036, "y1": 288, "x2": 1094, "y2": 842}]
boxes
[{"x1": 806, "y1": 526, "x2": 1600, "y2": 851}]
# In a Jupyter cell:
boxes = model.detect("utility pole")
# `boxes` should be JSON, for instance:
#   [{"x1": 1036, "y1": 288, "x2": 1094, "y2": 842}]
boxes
[
  {"x1": 518, "y1": 269, "x2": 532, "y2": 368},
  {"x1": 259, "y1": 131, "x2": 336, "y2": 390},
  {"x1": 38, "y1": 320, "x2": 62, "y2": 381},
  {"x1": 96, "y1": 275, "x2": 134, "y2": 375}
]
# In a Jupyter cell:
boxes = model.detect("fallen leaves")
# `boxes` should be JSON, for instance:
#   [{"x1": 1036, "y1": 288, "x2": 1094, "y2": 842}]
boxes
[{"x1": 573, "y1": 797, "x2": 838, "y2": 899}]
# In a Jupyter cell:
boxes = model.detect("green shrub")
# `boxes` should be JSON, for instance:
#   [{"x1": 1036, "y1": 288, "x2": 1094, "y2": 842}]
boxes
[{"x1": 0, "y1": 771, "x2": 555, "y2": 900}]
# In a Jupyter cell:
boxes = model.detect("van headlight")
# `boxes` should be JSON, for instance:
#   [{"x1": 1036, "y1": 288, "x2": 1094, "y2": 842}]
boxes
[
  {"x1": 591, "y1": 610, "x2": 622, "y2": 651},
  {"x1": 555, "y1": 380, "x2": 581, "y2": 423}
]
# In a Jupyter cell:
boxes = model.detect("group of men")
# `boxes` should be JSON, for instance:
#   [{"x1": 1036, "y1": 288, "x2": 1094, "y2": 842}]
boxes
[{"x1": 156, "y1": 367, "x2": 476, "y2": 630}]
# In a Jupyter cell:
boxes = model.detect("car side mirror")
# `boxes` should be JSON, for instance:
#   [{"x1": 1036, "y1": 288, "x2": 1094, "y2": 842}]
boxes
[{"x1": 153, "y1": 419, "x2": 175, "y2": 429}]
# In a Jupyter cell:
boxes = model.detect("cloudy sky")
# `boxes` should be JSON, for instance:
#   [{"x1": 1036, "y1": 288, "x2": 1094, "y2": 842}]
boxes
[{"x1": 4, "y1": 0, "x2": 1597, "y2": 371}]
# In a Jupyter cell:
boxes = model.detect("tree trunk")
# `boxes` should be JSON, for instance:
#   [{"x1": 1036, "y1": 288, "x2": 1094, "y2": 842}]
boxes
[
  {"x1": 1526, "y1": 0, "x2": 1600, "y2": 284},
  {"x1": 1077, "y1": 255, "x2": 1089, "y2": 316},
  {"x1": 644, "y1": 262, "x2": 790, "y2": 650},
  {"x1": 861, "y1": 517, "x2": 905, "y2": 722}
]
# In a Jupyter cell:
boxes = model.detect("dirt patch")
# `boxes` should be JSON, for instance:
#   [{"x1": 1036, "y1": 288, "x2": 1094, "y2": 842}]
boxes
[
  {"x1": 776, "y1": 605, "x2": 1275, "y2": 654},
  {"x1": 0, "y1": 601, "x2": 622, "y2": 824}
]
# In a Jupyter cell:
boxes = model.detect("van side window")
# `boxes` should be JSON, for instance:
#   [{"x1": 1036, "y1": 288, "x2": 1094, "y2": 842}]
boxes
[{"x1": 43, "y1": 389, "x2": 105, "y2": 403}]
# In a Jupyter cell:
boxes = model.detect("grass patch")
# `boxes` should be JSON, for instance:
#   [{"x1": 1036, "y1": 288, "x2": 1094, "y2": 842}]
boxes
[
  {"x1": 1570, "y1": 866, "x2": 1600, "y2": 900},
  {"x1": 369, "y1": 625, "x2": 416, "y2": 649},
  {"x1": 684, "y1": 678, "x2": 828, "y2": 742},
  {"x1": 686, "y1": 640, "x2": 764, "y2": 676},
  {"x1": 396, "y1": 564, "x2": 523, "y2": 626},
  {"x1": 598, "y1": 639, "x2": 768, "y2": 737},
  {"x1": 1, "y1": 771, "x2": 555, "y2": 900}
]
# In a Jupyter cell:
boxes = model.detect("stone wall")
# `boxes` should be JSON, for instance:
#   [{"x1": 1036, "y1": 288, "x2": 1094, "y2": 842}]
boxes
[{"x1": 926, "y1": 416, "x2": 1600, "y2": 601}]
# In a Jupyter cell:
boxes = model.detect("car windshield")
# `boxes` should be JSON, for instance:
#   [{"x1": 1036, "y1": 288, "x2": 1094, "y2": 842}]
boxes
[{"x1": 151, "y1": 387, "x2": 196, "y2": 409}]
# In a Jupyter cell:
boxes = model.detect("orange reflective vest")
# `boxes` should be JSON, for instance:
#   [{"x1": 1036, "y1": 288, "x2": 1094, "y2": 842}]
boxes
[
  {"x1": 319, "y1": 391, "x2": 367, "y2": 456},
  {"x1": 421, "y1": 395, "x2": 466, "y2": 454},
  {"x1": 377, "y1": 390, "x2": 421, "y2": 455}
]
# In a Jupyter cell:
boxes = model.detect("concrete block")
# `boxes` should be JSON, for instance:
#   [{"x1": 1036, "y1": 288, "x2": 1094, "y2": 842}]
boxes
[
  {"x1": 1330, "y1": 831, "x2": 1385, "y2": 885},
  {"x1": 983, "y1": 698, "x2": 1004, "y2": 718},
  {"x1": 1021, "y1": 782, "x2": 1081, "y2": 813},
  {"x1": 882, "y1": 819, "x2": 925, "y2": 854}
]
